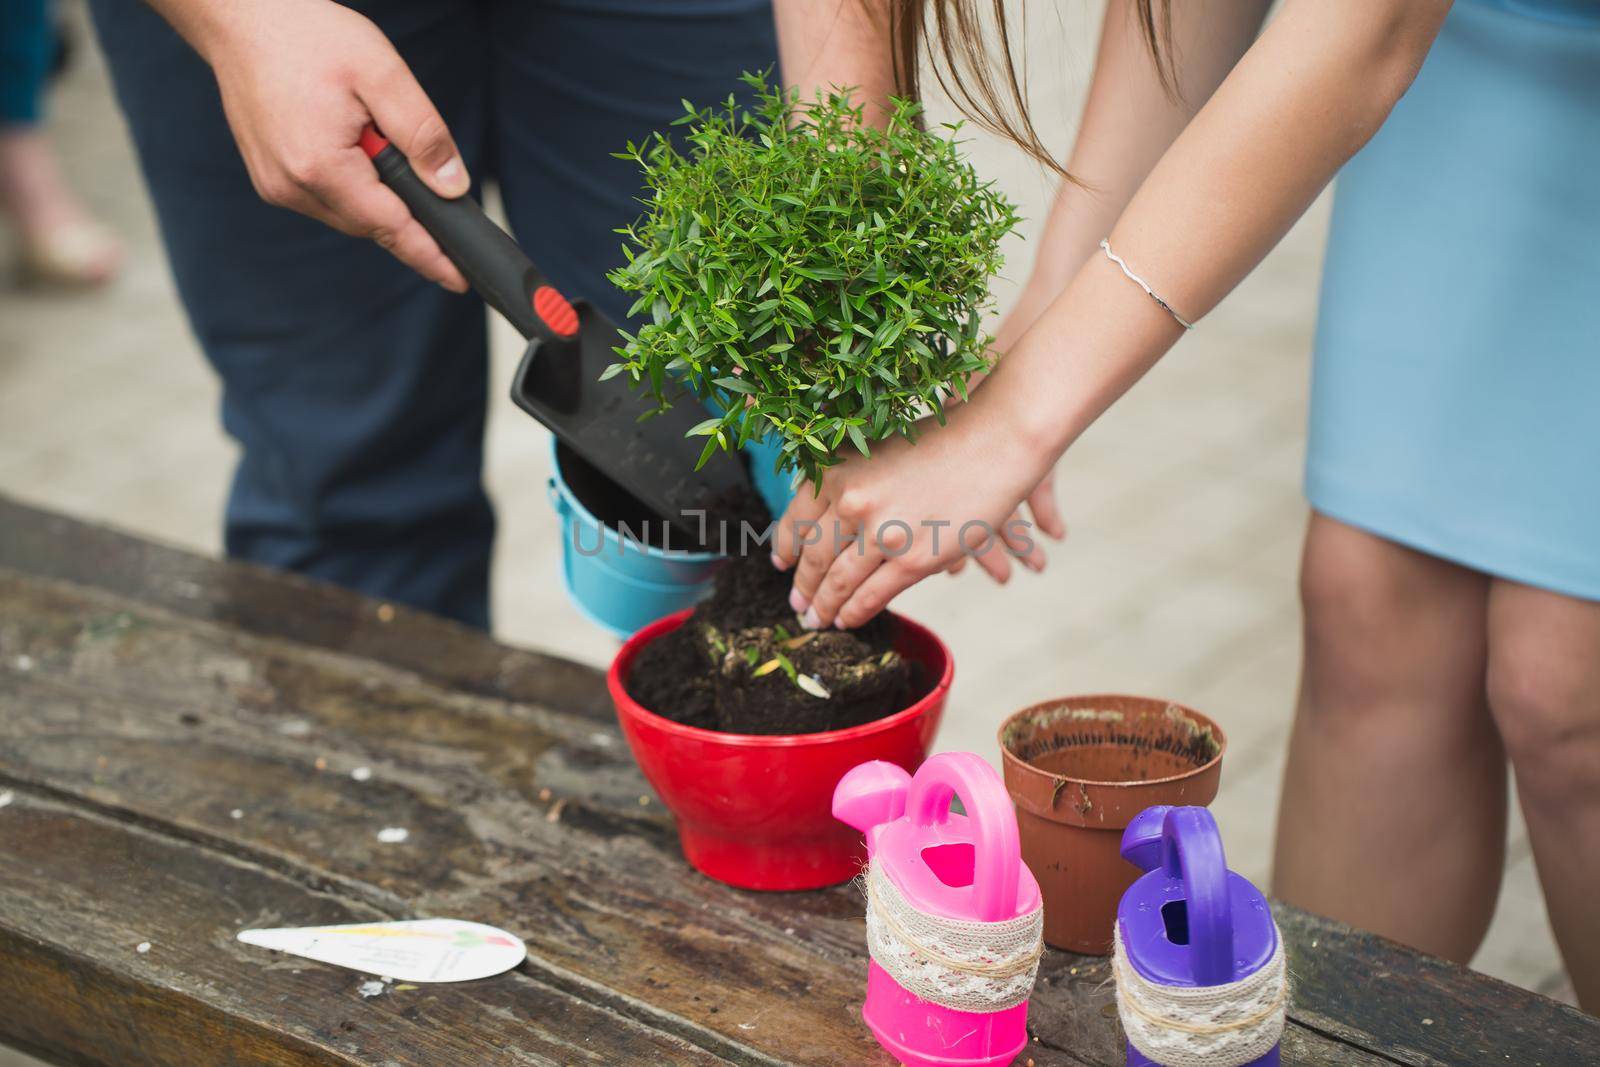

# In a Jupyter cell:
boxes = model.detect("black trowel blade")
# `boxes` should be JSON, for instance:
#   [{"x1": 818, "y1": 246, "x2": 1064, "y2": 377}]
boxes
[
  {"x1": 358, "y1": 133, "x2": 759, "y2": 544},
  {"x1": 510, "y1": 307, "x2": 760, "y2": 543}
]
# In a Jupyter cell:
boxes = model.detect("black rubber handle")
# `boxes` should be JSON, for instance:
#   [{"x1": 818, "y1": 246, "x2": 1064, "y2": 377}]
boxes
[{"x1": 362, "y1": 129, "x2": 578, "y2": 343}]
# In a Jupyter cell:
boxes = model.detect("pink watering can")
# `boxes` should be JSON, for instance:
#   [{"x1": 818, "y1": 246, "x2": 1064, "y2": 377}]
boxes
[{"x1": 834, "y1": 753, "x2": 1043, "y2": 1067}]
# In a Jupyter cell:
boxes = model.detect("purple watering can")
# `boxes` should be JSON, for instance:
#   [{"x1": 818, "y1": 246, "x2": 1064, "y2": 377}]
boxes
[
  {"x1": 1115, "y1": 806, "x2": 1287, "y2": 1067},
  {"x1": 834, "y1": 753, "x2": 1043, "y2": 1067}
]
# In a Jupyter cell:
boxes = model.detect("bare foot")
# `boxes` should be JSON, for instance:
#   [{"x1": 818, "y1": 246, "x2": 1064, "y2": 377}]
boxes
[{"x1": 0, "y1": 126, "x2": 121, "y2": 286}]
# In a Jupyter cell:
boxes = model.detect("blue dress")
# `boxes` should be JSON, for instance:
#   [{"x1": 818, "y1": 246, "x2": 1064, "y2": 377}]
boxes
[{"x1": 1307, "y1": 0, "x2": 1600, "y2": 600}]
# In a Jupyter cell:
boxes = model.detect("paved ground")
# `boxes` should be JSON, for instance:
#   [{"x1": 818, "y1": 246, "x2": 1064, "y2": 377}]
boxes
[{"x1": 0, "y1": 9, "x2": 1572, "y2": 1059}]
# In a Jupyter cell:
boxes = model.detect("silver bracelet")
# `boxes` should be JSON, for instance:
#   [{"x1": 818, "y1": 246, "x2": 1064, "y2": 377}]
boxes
[{"x1": 1099, "y1": 239, "x2": 1194, "y2": 330}]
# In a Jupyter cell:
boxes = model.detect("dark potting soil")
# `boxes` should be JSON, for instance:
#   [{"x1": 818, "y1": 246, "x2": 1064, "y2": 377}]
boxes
[
  {"x1": 556, "y1": 442, "x2": 772, "y2": 553},
  {"x1": 626, "y1": 553, "x2": 921, "y2": 735},
  {"x1": 628, "y1": 621, "x2": 718, "y2": 730}
]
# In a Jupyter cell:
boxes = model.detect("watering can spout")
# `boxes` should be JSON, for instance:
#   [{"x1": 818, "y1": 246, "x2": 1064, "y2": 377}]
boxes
[
  {"x1": 1120, "y1": 805, "x2": 1173, "y2": 873},
  {"x1": 831, "y1": 761, "x2": 911, "y2": 854}
]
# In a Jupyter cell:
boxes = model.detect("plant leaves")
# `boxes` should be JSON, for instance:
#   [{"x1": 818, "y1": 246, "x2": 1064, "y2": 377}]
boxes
[{"x1": 603, "y1": 72, "x2": 1019, "y2": 492}]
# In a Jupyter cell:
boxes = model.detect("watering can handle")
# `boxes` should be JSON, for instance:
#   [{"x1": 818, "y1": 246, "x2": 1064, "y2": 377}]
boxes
[
  {"x1": 1122, "y1": 807, "x2": 1235, "y2": 984},
  {"x1": 1155, "y1": 808, "x2": 1234, "y2": 985},
  {"x1": 906, "y1": 753, "x2": 1021, "y2": 922}
]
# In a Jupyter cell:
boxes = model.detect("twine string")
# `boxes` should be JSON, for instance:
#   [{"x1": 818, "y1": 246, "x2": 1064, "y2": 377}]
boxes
[
  {"x1": 1111, "y1": 922, "x2": 1289, "y2": 1067},
  {"x1": 1112, "y1": 948, "x2": 1288, "y2": 1035},
  {"x1": 868, "y1": 869, "x2": 1043, "y2": 980},
  {"x1": 863, "y1": 862, "x2": 1044, "y2": 1013}
]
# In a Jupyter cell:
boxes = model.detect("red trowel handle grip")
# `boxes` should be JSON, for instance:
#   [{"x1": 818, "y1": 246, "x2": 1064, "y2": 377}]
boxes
[{"x1": 360, "y1": 126, "x2": 579, "y2": 342}]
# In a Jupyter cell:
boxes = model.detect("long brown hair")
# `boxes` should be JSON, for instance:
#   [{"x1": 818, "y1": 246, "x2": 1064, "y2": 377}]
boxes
[{"x1": 887, "y1": 1, "x2": 1176, "y2": 177}]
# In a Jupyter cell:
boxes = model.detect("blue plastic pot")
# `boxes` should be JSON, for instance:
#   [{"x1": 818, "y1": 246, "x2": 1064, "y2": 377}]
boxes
[{"x1": 547, "y1": 435, "x2": 796, "y2": 639}]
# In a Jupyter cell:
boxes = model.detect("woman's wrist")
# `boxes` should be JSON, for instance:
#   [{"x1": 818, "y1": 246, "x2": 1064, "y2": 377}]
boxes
[
  {"x1": 981, "y1": 249, "x2": 1189, "y2": 463},
  {"x1": 964, "y1": 352, "x2": 1076, "y2": 478}
]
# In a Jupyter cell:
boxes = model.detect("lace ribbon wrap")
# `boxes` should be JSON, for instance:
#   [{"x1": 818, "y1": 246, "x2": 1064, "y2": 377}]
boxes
[
  {"x1": 864, "y1": 860, "x2": 1044, "y2": 1013},
  {"x1": 1112, "y1": 922, "x2": 1289, "y2": 1067}
]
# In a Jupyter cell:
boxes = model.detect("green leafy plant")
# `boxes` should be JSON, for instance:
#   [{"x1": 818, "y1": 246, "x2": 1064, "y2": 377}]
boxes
[{"x1": 606, "y1": 72, "x2": 1020, "y2": 489}]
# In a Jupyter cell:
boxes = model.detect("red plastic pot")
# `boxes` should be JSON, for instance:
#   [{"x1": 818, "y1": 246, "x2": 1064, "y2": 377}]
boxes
[{"x1": 608, "y1": 609, "x2": 953, "y2": 891}]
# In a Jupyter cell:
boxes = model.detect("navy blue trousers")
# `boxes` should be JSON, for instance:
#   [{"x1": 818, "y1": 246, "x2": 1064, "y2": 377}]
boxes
[{"x1": 88, "y1": 0, "x2": 776, "y2": 628}]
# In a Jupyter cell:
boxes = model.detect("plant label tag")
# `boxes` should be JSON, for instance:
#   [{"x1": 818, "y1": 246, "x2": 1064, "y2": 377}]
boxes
[{"x1": 237, "y1": 919, "x2": 526, "y2": 982}]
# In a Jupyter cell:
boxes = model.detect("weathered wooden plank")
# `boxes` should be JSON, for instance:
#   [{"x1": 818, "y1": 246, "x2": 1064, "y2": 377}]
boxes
[
  {"x1": 1027, "y1": 953, "x2": 1400, "y2": 1067},
  {"x1": 0, "y1": 571, "x2": 917, "y2": 1066},
  {"x1": 1278, "y1": 909, "x2": 1598, "y2": 1067},
  {"x1": 0, "y1": 495, "x2": 608, "y2": 720},
  {"x1": 4, "y1": 499, "x2": 1595, "y2": 1066},
  {"x1": 0, "y1": 788, "x2": 732, "y2": 1066},
  {"x1": 2, "y1": 567, "x2": 1432, "y2": 1067}
]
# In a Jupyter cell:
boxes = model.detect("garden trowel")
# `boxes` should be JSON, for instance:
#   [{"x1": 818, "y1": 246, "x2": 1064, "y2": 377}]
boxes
[{"x1": 361, "y1": 127, "x2": 757, "y2": 544}]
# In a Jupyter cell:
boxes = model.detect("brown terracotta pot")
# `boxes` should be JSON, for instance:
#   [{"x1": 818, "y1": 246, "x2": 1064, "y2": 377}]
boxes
[{"x1": 997, "y1": 695, "x2": 1226, "y2": 955}]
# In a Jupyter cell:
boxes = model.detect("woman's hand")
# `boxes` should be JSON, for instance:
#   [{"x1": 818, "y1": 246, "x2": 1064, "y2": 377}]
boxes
[
  {"x1": 156, "y1": 0, "x2": 471, "y2": 291},
  {"x1": 770, "y1": 390, "x2": 1066, "y2": 630},
  {"x1": 945, "y1": 472, "x2": 1065, "y2": 579}
]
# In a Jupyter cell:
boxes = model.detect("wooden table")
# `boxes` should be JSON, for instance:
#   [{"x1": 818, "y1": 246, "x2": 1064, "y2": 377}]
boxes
[{"x1": 1, "y1": 496, "x2": 1594, "y2": 1067}]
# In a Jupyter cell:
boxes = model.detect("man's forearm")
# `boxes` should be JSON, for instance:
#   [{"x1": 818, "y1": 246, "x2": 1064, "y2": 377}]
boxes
[
  {"x1": 146, "y1": 0, "x2": 342, "y2": 66},
  {"x1": 141, "y1": 0, "x2": 258, "y2": 62}
]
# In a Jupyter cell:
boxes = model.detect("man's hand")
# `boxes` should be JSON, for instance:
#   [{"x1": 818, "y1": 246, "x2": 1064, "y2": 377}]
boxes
[{"x1": 158, "y1": 0, "x2": 470, "y2": 291}]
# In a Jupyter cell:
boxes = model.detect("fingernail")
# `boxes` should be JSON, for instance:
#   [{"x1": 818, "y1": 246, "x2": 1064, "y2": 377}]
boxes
[
  {"x1": 833, "y1": 617, "x2": 847, "y2": 630},
  {"x1": 771, "y1": 551, "x2": 789, "y2": 572},
  {"x1": 435, "y1": 157, "x2": 468, "y2": 195},
  {"x1": 801, "y1": 606, "x2": 821, "y2": 631},
  {"x1": 789, "y1": 587, "x2": 809, "y2": 615}
]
